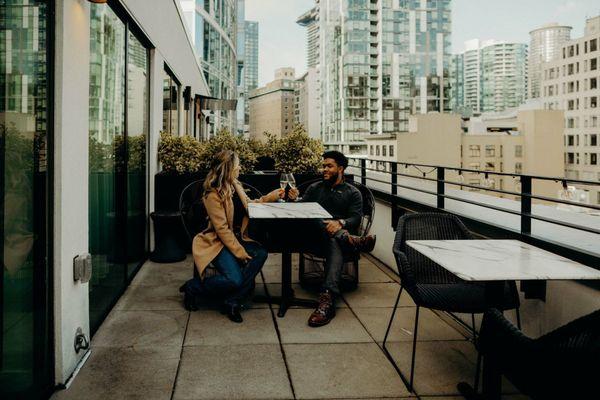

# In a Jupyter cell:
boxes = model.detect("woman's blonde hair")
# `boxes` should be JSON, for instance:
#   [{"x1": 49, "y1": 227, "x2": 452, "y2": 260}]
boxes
[{"x1": 204, "y1": 149, "x2": 239, "y2": 198}]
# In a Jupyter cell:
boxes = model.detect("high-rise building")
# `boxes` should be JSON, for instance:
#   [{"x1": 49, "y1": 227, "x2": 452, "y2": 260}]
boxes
[
  {"x1": 481, "y1": 42, "x2": 528, "y2": 112},
  {"x1": 296, "y1": 4, "x2": 320, "y2": 69},
  {"x1": 541, "y1": 16, "x2": 600, "y2": 205},
  {"x1": 528, "y1": 23, "x2": 572, "y2": 99},
  {"x1": 249, "y1": 68, "x2": 299, "y2": 142},
  {"x1": 236, "y1": 0, "x2": 246, "y2": 135},
  {"x1": 179, "y1": 0, "x2": 238, "y2": 135},
  {"x1": 449, "y1": 53, "x2": 465, "y2": 113},
  {"x1": 452, "y1": 39, "x2": 528, "y2": 114},
  {"x1": 319, "y1": 0, "x2": 452, "y2": 154},
  {"x1": 244, "y1": 21, "x2": 259, "y2": 132}
]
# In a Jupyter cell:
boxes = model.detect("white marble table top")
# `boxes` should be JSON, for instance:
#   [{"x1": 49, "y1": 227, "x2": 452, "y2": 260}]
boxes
[
  {"x1": 406, "y1": 240, "x2": 600, "y2": 281},
  {"x1": 248, "y1": 202, "x2": 332, "y2": 219}
]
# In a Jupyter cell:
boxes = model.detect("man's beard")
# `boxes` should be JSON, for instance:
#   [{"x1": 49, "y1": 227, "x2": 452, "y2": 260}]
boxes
[{"x1": 323, "y1": 172, "x2": 339, "y2": 186}]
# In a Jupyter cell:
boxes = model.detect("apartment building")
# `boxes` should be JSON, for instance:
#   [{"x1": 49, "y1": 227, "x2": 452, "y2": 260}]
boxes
[
  {"x1": 320, "y1": 0, "x2": 452, "y2": 154},
  {"x1": 248, "y1": 68, "x2": 299, "y2": 141},
  {"x1": 366, "y1": 111, "x2": 564, "y2": 201},
  {"x1": 294, "y1": 67, "x2": 322, "y2": 139},
  {"x1": 541, "y1": 16, "x2": 600, "y2": 204}
]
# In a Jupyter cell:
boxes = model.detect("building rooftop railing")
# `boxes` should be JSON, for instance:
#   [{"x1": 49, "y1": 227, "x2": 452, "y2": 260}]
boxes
[{"x1": 346, "y1": 156, "x2": 600, "y2": 272}]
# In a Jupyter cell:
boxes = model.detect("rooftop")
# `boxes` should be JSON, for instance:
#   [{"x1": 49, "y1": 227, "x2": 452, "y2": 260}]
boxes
[{"x1": 51, "y1": 254, "x2": 527, "y2": 400}]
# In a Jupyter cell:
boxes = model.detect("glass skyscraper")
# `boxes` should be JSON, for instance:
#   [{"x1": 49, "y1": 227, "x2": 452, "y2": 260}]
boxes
[
  {"x1": 320, "y1": 0, "x2": 452, "y2": 154},
  {"x1": 244, "y1": 21, "x2": 259, "y2": 129}
]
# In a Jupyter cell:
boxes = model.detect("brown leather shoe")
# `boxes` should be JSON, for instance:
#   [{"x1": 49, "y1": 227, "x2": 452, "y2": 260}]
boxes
[
  {"x1": 308, "y1": 291, "x2": 336, "y2": 327},
  {"x1": 345, "y1": 234, "x2": 376, "y2": 252}
]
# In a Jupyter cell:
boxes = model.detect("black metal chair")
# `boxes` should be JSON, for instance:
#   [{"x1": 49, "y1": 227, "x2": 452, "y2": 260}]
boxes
[
  {"x1": 178, "y1": 179, "x2": 263, "y2": 279},
  {"x1": 474, "y1": 308, "x2": 600, "y2": 399},
  {"x1": 382, "y1": 212, "x2": 521, "y2": 392},
  {"x1": 297, "y1": 179, "x2": 375, "y2": 292}
]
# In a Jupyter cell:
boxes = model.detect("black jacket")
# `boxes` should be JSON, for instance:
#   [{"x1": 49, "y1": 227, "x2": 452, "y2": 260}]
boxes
[{"x1": 301, "y1": 180, "x2": 363, "y2": 233}]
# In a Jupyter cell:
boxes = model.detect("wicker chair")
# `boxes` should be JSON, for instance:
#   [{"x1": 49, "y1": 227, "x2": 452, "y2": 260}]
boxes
[
  {"x1": 178, "y1": 179, "x2": 263, "y2": 279},
  {"x1": 297, "y1": 179, "x2": 375, "y2": 292},
  {"x1": 382, "y1": 212, "x2": 521, "y2": 392},
  {"x1": 475, "y1": 308, "x2": 600, "y2": 399}
]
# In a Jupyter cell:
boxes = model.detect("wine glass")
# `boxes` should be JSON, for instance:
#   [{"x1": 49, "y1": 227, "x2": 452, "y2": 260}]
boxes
[{"x1": 279, "y1": 174, "x2": 289, "y2": 202}]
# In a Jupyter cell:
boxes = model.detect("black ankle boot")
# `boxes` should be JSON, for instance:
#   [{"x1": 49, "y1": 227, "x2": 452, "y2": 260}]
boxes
[
  {"x1": 183, "y1": 292, "x2": 198, "y2": 311},
  {"x1": 221, "y1": 304, "x2": 243, "y2": 323}
]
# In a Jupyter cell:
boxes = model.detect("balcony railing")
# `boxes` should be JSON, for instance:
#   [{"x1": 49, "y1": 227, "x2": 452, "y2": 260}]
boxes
[{"x1": 346, "y1": 156, "x2": 600, "y2": 272}]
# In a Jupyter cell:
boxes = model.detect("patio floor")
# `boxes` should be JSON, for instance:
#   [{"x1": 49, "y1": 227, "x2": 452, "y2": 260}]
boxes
[{"x1": 52, "y1": 254, "x2": 527, "y2": 400}]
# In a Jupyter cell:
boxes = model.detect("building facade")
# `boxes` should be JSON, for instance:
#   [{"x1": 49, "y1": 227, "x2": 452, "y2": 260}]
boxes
[
  {"x1": 541, "y1": 16, "x2": 600, "y2": 205},
  {"x1": 319, "y1": 0, "x2": 452, "y2": 154},
  {"x1": 243, "y1": 20, "x2": 259, "y2": 134},
  {"x1": 528, "y1": 23, "x2": 572, "y2": 99},
  {"x1": 181, "y1": 0, "x2": 238, "y2": 135},
  {"x1": 0, "y1": 1, "x2": 210, "y2": 398},
  {"x1": 452, "y1": 39, "x2": 528, "y2": 114},
  {"x1": 366, "y1": 111, "x2": 564, "y2": 201},
  {"x1": 294, "y1": 67, "x2": 322, "y2": 139},
  {"x1": 249, "y1": 68, "x2": 299, "y2": 141},
  {"x1": 297, "y1": 4, "x2": 320, "y2": 69}
]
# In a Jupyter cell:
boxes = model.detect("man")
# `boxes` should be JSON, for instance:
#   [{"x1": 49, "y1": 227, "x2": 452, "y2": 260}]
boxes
[{"x1": 288, "y1": 150, "x2": 376, "y2": 327}]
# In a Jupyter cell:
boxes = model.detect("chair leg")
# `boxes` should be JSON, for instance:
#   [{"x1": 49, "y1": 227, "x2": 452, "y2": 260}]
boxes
[
  {"x1": 408, "y1": 306, "x2": 420, "y2": 392},
  {"x1": 516, "y1": 307, "x2": 522, "y2": 330},
  {"x1": 471, "y1": 313, "x2": 477, "y2": 342},
  {"x1": 474, "y1": 350, "x2": 482, "y2": 392},
  {"x1": 383, "y1": 285, "x2": 403, "y2": 347}
]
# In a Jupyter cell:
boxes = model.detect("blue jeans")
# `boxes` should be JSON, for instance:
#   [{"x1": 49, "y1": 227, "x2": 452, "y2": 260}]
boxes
[{"x1": 186, "y1": 241, "x2": 268, "y2": 307}]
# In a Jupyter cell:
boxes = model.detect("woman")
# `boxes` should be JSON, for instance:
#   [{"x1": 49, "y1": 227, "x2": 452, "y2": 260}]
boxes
[{"x1": 180, "y1": 149, "x2": 282, "y2": 322}]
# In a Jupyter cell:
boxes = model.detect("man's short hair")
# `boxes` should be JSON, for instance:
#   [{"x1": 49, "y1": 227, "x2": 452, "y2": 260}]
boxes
[{"x1": 322, "y1": 150, "x2": 348, "y2": 169}]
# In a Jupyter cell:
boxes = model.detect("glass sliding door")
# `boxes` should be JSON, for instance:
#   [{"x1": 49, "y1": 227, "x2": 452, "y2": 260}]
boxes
[
  {"x1": 88, "y1": 3, "x2": 127, "y2": 334},
  {"x1": 88, "y1": 2, "x2": 149, "y2": 334},
  {"x1": 125, "y1": 32, "x2": 148, "y2": 279},
  {"x1": 1, "y1": 0, "x2": 53, "y2": 397}
]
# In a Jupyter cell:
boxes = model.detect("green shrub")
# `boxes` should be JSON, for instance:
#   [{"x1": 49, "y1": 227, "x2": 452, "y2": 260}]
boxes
[
  {"x1": 201, "y1": 129, "x2": 257, "y2": 173},
  {"x1": 157, "y1": 132, "x2": 205, "y2": 173},
  {"x1": 270, "y1": 125, "x2": 323, "y2": 174}
]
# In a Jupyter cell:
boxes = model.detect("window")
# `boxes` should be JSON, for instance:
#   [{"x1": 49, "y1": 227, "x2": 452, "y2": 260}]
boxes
[
  {"x1": 162, "y1": 68, "x2": 180, "y2": 134},
  {"x1": 485, "y1": 162, "x2": 495, "y2": 171},
  {"x1": 382, "y1": 145, "x2": 387, "y2": 156},
  {"x1": 376, "y1": 145, "x2": 380, "y2": 156},
  {"x1": 515, "y1": 145, "x2": 523, "y2": 157},
  {"x1": 591, "y1": 96, "x2": 598, "y2": 108},
  {"x1": 567, "y1": 152, "x2": 575, "y2": 164},
  {"x1": 567, "y1": 135, "x2": 575, "y2": 146},
  {"x1": 485, "y1": 145, "x2": 495, "y2": 157},
  {"x1": 389, "y1": 145, "x2": 394, "y2": 157},
  {"x1": 592, "y1": 135, "x2": 598, "y2": 146},
  {"x1": 591, "y1": 77, "x2": 598, "y2": 90},
  {"x1": 591, "y1": 58, "x2": 598, "y2": 71},
  {"x1": 370, "y1": 145, "x2": 374, "y2": 156},
  {"x1": 592, "y1": 153, "x2": 598, "y2": 165},
  {"x1": 469, "y1": 145, "x2": 480, "y2": 157},
  {"x1": 591, "y1": 38, "x2": 598, "y2": 52},
  {"x1": 515, "y1": 162, "x2": 523, "y2": 174}
]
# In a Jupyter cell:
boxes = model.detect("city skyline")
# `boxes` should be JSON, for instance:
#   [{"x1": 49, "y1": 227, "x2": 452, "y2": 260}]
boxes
[{"x1": 248, "y1": 0, "x2": 600, "y2": 86}]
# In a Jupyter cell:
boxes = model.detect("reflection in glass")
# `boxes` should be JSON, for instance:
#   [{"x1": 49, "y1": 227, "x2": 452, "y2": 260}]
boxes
[
  {"x1": 126, "y1": 32, "x2": 148, "y2": 278},
  {"x1": 88, "y1": 3, "x2": 126, "y2": 334},
  {"x1": 1, "y1": 0, "x2": 52, "y2": 396}
]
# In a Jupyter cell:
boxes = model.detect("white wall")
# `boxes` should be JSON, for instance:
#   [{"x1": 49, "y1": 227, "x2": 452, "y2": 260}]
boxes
[{"x1": 53, "y1": 0, "x2": 91, "y2": 385}]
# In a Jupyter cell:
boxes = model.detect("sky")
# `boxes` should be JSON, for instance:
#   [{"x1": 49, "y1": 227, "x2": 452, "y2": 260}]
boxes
[{"x1": 245, "y1": 0, "x2": 600, "y2": 86}]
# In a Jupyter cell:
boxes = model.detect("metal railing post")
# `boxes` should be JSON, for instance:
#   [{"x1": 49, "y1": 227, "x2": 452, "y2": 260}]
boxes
[
  {"x1": 391, "y1": 163, "x2": 398, "y2": 229},
  {"x1": 360, "y1": 158, "x2": 366, "y2": 186},
  {"x1": 437, "y1": 167, "x2": 445, "y2": 210},
  {"x1": 520, "y1": 176, "x2": 532, "y2": 235}
]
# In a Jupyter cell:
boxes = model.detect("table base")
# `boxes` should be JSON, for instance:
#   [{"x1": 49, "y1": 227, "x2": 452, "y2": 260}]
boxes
[{"x1": 253, "y1": 293, "x2": 319, "y2": 317}]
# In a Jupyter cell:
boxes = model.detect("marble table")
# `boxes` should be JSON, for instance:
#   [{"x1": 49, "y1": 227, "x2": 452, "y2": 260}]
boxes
[
  {"x1": 248, "y1": 202, "x2": 332, "y2": 219},
  {"x1": 406, "y1": 239, "x2": 600, "y2": 400},
  {"x1": 249, "y1": 202, "x2": 332, "y2": 317},
  {"x1": 406, "y1": 240, "x2": 600, "y2": 282}
]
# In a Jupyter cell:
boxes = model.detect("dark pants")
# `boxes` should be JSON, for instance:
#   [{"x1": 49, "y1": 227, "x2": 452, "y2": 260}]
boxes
[
  {"x1": 185, "y1": 241, "x2": 268, "y2": 307},
  {"x1": 300, "y1": 220, "x2": 355, "y2": 295}
]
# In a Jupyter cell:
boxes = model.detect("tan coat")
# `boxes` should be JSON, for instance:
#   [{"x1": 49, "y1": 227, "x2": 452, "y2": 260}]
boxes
[{"x1": 192, "y1": 180, "x2": 278, "y2": 277}]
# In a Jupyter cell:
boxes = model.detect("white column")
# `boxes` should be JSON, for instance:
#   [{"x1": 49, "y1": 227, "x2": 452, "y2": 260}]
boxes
[{"x1": 53, "y1": 0, "x2": 91, "y2": 385}]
